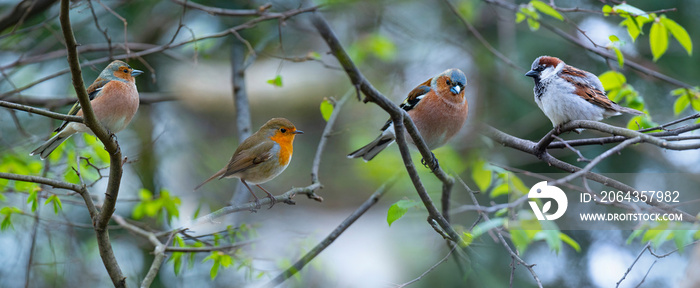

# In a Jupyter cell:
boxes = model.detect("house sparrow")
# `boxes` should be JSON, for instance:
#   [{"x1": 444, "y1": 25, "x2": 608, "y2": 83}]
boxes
[
  {"x1": 348, "y1": 68, "x2": 468, "y2": 165},
  {"x1": 525, "y1": 56, "x2": 643, "y2": 130}
]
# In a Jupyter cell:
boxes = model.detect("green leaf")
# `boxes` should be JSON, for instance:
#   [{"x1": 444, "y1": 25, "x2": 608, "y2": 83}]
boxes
[
  {"x1": 613, "y1": 4, "x2": 647, "y2": 17},
  {"x1": 621, "y1": 17, "x2": 641, "y2": 41},
  {"x1": 530, "y1": 0, "x2": 563, "y2": 20},
  {"x1": 598, "y1": 71, "x2": 626, "y2": 91},
  {"x1": 45, "y1": 195, "x2": 63, "y2": 214},
  {"x1": 320, "y1": 99, "x2": 334, "y2": 122},
  {"x1": 515, "y1": 12, "x2": 526, "y2": 23},
  {"x1": 490, "y1": 183, "x2": 510, "y2": 198},
  {"x1": 673, "y1": 230, "x2": 694, "y2": 253},
  {"x1": 627, "y1": 229, "x2": 645, "y2": 244},
  {"x1": 461, "y1": 232, "x2": 473, "y2": 247},
  {"x1": 602, "y1": 5, "x2": 612, "y2": 16},
  {"x1": 266, "y1": 75, "x2": 283, "y2": 87},
  {"x1": 674, "y1": 94, "x2": 690, "y2": 115},
  {"x1": 559, "y1": 232, "x2": 581, "y2": 252},
  {"x1": 650, "y1": 21, "x2": 668, "y2": 61},
  {"x1": 28, "y1": 189, "x2": 38, "y2": 212},
  {"x1": 527, "y1": 17, "x2": 540, "y2": 31},
  {"x1": 535, "y1": 230, "x2": 562, "y2": 254},
  {"x1": 611, "y1": 47, "x2": 624, "y2": 68},
  {"x1": 387, "y1": 199, "x2": 420, "y2": 226},
  {"x1": 660, "y1": 17, "x2": 692, "y2": 55},
  {"x1": 472, "y1": 217, "x2": 506, "y2": 237},
  {"x1": 308, "y1": 51, "x2": 322, "y2": 60},
  {"x1": 510, "y1": 229, "x2": 532, "y2": 253},
  {"x1": 609, "y1": 35, "x2": 620, "y2": 42},
  {"x1": 471, "y1": 160, "x2": 492, "y2": 192}
]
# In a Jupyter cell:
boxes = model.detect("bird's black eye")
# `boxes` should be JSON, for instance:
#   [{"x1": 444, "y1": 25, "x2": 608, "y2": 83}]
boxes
[
  {"x1": 280, "y1": 128, "x2": 287, "y2": 133},
  {"x1": 535, "y1": 66, "x2": 545, "y2": 72},
  {"x1": 123, "y1": 69, "x2": 128, "y2": 73},
  {"x1": 446, "y1": 79, "x2": 452, "y2": 86}
]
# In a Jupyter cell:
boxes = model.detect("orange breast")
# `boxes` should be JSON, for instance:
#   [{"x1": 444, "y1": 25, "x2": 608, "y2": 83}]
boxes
[{"x1": 269, "y1": 134, "x2": 295, "y2": 166}]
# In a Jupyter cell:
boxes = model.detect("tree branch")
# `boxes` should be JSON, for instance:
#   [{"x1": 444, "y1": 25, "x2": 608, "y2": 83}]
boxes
[
  {"x1": 59, "y1": 1, "x2": 126, "y2": 286},
  {"x1": 310, "y1": 11, "x2": 463, "y2": 243},
  {"x1": 264, "y1": 177, "x2": 396, "y2": 287},
  {"x1": 0, "y1": 100, "x2": 83, "y2": 122}
]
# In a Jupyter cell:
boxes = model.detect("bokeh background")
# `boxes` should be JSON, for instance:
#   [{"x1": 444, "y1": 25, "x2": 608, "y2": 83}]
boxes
[{"x1": 1, "y1": 0, "x2": 699, "y2": 287}]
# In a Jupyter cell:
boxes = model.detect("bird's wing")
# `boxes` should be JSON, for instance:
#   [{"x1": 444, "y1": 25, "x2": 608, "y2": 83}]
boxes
[
  {"x1": 222, "y1": 141, "x2": 275, "y2": 178},
  {"x1": 54, "y1": 79, "x2": 111, "y2": 132},
  {"x1": 381, "y1": 78, "x2": 432, "y2": 131},
  {"x1": 561, "y1": 65, "x2": 616, "y2": 110}
]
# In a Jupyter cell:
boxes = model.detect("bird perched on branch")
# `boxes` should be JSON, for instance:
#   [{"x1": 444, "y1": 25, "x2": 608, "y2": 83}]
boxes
[
  {"x1": 525, "y1": 56, "x2": 643, "y2": 131},
  {"x1": 348, "y1": 68, "x2": 469, "y2": 166},
  {"x1": 31, "y1": 60, "x2": 143, "y2": 159},
  {"x1": 194, "y1": 118, "x2": 303, "y2": 208}
]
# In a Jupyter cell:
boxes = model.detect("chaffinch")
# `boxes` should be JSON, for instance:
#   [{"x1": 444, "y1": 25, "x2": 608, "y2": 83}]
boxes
[
  {"x1": 348, "y1": 68, "x2": 469, "y2": 163},
  {"x1": 31, "y1": 60, "x2": 143, "y2": 159},
  {"x1": 194, "y1": 118, "x2": 303, "y2": 208}
]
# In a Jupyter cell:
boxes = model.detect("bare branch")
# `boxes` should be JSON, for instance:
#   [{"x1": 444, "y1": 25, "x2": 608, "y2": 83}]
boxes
[
  {"x1": 59, "y1": 1, "x2": 126, "y2": 286},
  {"x1": 265, "y1": 177, "x2": 397, "y2": 287},
  {"x1": 0, "y1": 100, "x2": 83, "y2": 122},
  {"x1": 310, "y1": 11, "x2": 463, "y2": 244},
  {"x1": 550, "y1": 137, "x2": 641, "y2": 186},
  {"x1": 616, "y1": 242, "x2": 651, "y2": 288},
  {"x1": 395, "y1": 246, "x2": 456, "y2": 288}
]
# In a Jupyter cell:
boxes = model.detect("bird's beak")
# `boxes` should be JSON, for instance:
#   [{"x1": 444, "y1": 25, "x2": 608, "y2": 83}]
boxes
[
  {"x1": 450, "y1": 85, "x2": 461, "y2": 95},
  {"x1": 293, "y1": 130, "x2": 304, "y2": 134},
  {"x1": 131, "y1": 69, "x2": 144, "y2": 77},
  {"x1": 525, "y1": 70, "x2": 538, "y2": 78}
]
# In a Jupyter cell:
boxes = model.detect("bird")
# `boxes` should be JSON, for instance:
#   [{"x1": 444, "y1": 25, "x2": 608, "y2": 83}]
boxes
[
  {"x1": 525, "y1": 56, "x2": 643, "y2": 131},
  {"x1": 30, "y1": 60, "x2": 143, "y2": 159},
  {"x1": 347, "y1": 68, "x2": 469, "y2": 166},
  {"x1": 194, "y1": 118, "x2": 303, "y2": 208}
]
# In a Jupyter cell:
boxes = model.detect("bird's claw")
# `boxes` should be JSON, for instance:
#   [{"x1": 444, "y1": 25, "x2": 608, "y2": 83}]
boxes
[{"x1": 421, "y1": 152, "x2": 440, "y2": 172}]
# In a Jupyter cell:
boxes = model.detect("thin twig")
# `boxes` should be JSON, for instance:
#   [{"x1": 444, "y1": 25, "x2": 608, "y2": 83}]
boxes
[
  {"x1": 396, "y1": 245, "x2": 457, "y2": 288},
  {"x1": 264, "y1": 176, "x2": 398, "y2": 287},
  {"x1": 550, "y1": 137, "x2": 641, "y2": 186},
  {"x1": 616, "y1": 242, "x2": 651, "y2": 288}
]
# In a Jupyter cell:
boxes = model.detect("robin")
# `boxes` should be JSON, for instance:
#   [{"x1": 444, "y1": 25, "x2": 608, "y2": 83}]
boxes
[{"x1": 195, "y1": 118, "x2": 303, "y2": 208}]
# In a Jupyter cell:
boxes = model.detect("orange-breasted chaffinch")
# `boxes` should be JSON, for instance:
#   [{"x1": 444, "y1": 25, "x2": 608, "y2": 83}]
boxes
[
  {"x1": 194, "y1": 118, "x2": 303, "y2": 208},
  {"x1": 348, "y1": 68, "x2": 469, "y2": 162},
  {"x1": 31, "y1": 60, "x2": 143, "y2": 159}
]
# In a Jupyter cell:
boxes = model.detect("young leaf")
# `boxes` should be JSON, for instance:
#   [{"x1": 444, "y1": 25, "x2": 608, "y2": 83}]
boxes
[
  {"x1": 530, "y1": 0, "x2": 563, "y2": 21},
  {"x1": 612, "y1": 47, "x2": 624, "y2": 68},
  {"x1": 660, "y1": 17, "x2": 692, "y2": 56},
  {"x1": 650, "y1": 21, "x2": 668, "y2": 61},
  {"x1": 673, "y1": 94, "x2": 690, "y2": 115},
  {"x1": 559, "y1": 233, "x2": 581, "y2": 252},
  {"x1": 471, "y1": 160, "x2": 492, "y2": 192},
  {"x1": 613, "y1": 3, "x2": 648, "y2": 17},
  {"x1": 266, "y1": 75, "x2": 283, "y2": 87},
  {"x1": 387, "y1": 199, "x2": 418, "y2": 226},
  {"x1": 621, "y1": 17, "x2": 641, "y2": 41},
  {"x1": 320, "y1": 99, "x2": 334, "y2": 122},
  {"x1": 598, "y1": 71, "x2": 626, "y2": 91}
]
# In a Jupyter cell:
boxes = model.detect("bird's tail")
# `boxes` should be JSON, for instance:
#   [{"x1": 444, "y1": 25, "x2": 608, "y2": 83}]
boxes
[
  {"x1": 30, "y1": 133, "x2": 71, "y2": 160},
  {"x1": 618, "y1": 106, "x2": 644, "y2": 116},
  {"x1": 347, "y1": 134, "x2": 395, "y2": 162},
  {"x1": 194, "y1": 167, "x2": 226, "y2": 191}
]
